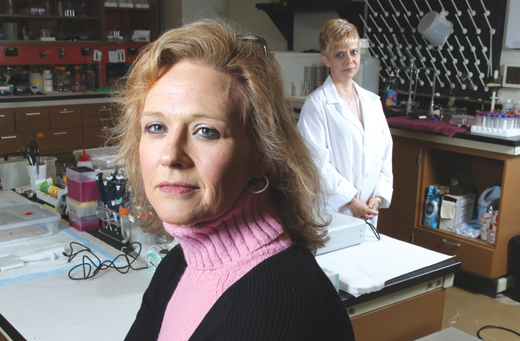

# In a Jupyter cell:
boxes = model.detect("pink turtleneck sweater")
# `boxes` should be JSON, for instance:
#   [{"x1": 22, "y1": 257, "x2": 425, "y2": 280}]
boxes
[{"x1": 158, "y1": 191, "x2": 292, "y2": 341}]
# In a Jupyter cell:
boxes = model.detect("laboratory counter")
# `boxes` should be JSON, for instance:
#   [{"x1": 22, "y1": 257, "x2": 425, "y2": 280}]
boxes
[{"x1": 0, "y1": 91, "x2": 114, "y2": 109}]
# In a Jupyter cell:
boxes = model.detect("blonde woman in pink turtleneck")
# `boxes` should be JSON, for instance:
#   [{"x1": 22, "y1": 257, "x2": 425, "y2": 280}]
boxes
[{"x1": 116, "y1": 19, "x2": 355, "y2": 341}]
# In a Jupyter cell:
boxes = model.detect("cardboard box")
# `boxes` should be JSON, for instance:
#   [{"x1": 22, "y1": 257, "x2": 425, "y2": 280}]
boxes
[{"x1": 439, "y1": 193, "x2": 475, "y2": 232}]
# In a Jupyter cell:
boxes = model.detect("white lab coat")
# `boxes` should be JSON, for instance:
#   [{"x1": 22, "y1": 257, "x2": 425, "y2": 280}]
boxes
[{"x1": 297, "y1": 76, "x2": 393, "y2": 226}]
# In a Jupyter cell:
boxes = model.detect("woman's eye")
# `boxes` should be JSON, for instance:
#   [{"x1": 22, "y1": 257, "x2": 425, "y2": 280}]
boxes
[
  {"x1": 145, "y1": 123, "x2": 165, "y2": 134},
  {"x1": 195, "y1": 126, "x2": 220, "y2": 140},
  {"x1": 336, "y1": 53, "x2": 344, "y2": 58},
  {"x1": 351, "y1": 50, "x2": 358, "y2": 55}
]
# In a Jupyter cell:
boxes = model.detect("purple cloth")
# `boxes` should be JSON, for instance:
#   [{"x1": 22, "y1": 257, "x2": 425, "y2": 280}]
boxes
[{"x1": 387, "y1": 116, "x2": 468, "y2": 137}]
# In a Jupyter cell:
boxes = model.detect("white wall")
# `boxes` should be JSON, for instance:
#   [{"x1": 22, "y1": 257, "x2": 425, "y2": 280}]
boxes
[
  {"x1": 162, "y1": 0, "x2": 519, "y2": 107},
  {"x1": 498, "y1": 0, "x2": 520, "y2": 106}
]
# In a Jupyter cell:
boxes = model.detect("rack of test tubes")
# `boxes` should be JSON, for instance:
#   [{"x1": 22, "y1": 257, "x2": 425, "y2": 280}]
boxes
[{"x1": 471, "y1": 111, "x2": 520, "y2": 138}]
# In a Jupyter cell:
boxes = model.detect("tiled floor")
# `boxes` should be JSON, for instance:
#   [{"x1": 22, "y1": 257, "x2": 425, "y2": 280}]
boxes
[{"x1": 442, "y1": 286, "x2": 520, "y2": 340}]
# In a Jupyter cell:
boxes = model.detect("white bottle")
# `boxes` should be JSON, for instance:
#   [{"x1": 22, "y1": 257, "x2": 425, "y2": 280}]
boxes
[
  {"x1": 29, "y1": 72, "x2": 43, "y2": 92},
  {"x1": 353, "y1": 39, "x2": 380, "y2": 94},
  {"x1": 513, "y1": 100, "x2": 520, "y2": 115},
  {"x1": 503, "y1": 98, "x2": 514, "y2": 114},
  {"x1": 43, "y1": 70, "x2": 53, "y2": 92}
]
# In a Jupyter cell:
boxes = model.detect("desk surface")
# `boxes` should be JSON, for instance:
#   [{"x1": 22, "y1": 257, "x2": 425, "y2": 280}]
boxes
[{"x1": 0, "y1": 190, "x2": 461, "y2": 340}]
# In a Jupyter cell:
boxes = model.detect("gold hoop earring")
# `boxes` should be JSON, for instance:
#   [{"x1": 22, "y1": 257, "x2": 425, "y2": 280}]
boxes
[{"x1": 245, "y1": 175, "x2": 269, "y2": 194}]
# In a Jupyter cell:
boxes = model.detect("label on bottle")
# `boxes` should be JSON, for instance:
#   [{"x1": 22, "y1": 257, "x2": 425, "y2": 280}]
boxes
[{"x1": 386, "y1": 89, "x2": 397, "y2": 107}]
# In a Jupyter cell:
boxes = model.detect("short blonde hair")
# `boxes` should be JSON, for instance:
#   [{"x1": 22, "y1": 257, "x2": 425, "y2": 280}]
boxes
[
  {"x1": 318, "y1": 18, "x2": 360, "y2": 57},
  {"x1": 112, "y1": 19, "x2": 329, "y2": 249}
]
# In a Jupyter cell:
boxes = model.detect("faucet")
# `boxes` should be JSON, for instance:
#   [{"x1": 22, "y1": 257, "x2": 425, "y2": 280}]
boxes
[
  {"x1": 396, "y1": 60, "x2": 417, "y2": 114},
  {"x1": 417, "y1": 67, "x2": 437, "y2": 114}
]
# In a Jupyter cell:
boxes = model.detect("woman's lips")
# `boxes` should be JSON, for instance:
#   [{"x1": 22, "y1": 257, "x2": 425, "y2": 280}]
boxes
[{"x1": 157, "y1": 181, "x2": 197, "y2": 194}]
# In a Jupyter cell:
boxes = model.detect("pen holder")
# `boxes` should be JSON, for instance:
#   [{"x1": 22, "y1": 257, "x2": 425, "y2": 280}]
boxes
[{"x1": 27, "y1": 164, "x2": 47, "y2": 189}]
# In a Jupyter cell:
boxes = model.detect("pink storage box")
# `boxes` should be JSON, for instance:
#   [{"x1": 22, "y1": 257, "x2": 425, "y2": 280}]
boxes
[{"x1": 69, "y1": 212, "x2": 99, "y2": 232}]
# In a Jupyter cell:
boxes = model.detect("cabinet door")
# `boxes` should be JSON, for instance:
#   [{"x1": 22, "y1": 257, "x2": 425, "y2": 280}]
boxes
[
  {"x1": 378, "y1": 138, "x2": 422, "y2": 243},
  {"x1": 82, "y1": 103, "x2": 113, "y2": 117},
  {"x1": 414, "y1": 226, "x2": 494, "y2": 278},
  {"x1": 49, "y1": 107, "x2": 82, "y2": 130},
  {"x1": 83, "y1": 126, "x2": 111, "y2": 148},
  {"x1": 15, "y1": 109, "x2": 50, "y2": 132},
  {"x1": 35, "y1": 128, "x2": 83, "y2": 152},
  {"x1": 0, "y1": 132, "x2": 34, "y2": 156},
  {"x1": 0, "y1": 110, "x2": 15, "y2": 134}
]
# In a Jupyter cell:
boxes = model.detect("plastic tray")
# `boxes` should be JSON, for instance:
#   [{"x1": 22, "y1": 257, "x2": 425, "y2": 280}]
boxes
[
  {"x1": 0, "y1": 203, "x2": 60, "y2": 245},
  {"x1": 72, "y1": 147, "x2": 123, "y2": 170}
]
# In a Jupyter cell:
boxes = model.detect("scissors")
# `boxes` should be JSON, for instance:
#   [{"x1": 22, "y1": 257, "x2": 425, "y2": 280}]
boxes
[{"x1": 25, "y1": 141, "x2": 39, "y2": 166}]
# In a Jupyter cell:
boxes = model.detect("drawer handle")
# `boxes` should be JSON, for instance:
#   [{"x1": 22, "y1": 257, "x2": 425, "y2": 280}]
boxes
[
  {"x1": 53, "y1": 132, "x2": 67, "y2": 135},
  {"x1": 442, "y1": 239, "x2": 461, "y2": 247},
  {"x1": 0, "y1": 115, "x2": 5, "y2": 118},
  {"x1": 26, "y1": 113, "x2": 41, "y2": 116},
  {"x1": 99, "y1": 108, "x2": 111, "y2": 112},
  {"x1": 60, "y1": 110, "x2": 74, "y2": 114},
  {"x1": 99, "y1": 118, "x2": 112, "y2": 121},
  {"x1": 1, "y1": 136, "x2": 16, "y2": 139}
]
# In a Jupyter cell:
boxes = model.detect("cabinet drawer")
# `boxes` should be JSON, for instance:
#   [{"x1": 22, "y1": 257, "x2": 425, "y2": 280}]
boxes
[
  {"x1": 0, "y1": 132, "x2": 34, "y2": 156},
  {"x1": 82, "y1": 103, "x2": 113, "y2": 117},
  {"x1": 83, "y1": 126, "x2": 111, "y2": 148},
  {"x1": 82, "y1": 115, "x2": 114, "y2": 128},
  {"x1": 0, "y1": 110, "x2": 15, "y2": 134},
  {"x1": 414, "y1": 227, "x2": 494, "y2": 278},
  {"x1": 34, "y1": 128, "x2": 83, "y2": 152},
  {"x1": 49, "y1": 107, "x2": 82, "y2": 130},
  {"x1": 15, "y1": 109, "x2": 50, "y2": 132}
]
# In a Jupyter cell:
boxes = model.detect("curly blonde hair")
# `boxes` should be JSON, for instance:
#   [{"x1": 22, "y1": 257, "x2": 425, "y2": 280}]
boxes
[
  {"x1": 112, "y1": 19, "x2": 329, "y2": 249},
  {"x1": 318, "y1": 18, "x2": 360, "y2": 57}
]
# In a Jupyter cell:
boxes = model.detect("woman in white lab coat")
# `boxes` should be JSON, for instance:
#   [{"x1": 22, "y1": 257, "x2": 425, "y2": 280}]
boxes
[{"x1": 297, "y1": 18, "x2": 393, "y2": 227}]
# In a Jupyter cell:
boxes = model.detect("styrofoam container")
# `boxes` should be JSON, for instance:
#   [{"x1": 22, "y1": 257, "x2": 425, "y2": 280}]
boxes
[
  {"x1": 66, "y1": 197, "x2": 99, "y2": 217},
  {"x1": 0, "y1": 203, "x2": 60, "y2": 245},
  {"x1": 68, "y1": 212, "x2": 99, "y2": 232}
]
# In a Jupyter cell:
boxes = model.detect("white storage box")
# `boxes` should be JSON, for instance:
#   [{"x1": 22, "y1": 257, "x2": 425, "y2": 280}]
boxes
[
  {"x1": 72, "y1": 146, "x2": 123, "y2": 170},
  {"x1": 0, "y1": 203, "x2": 60, "y2": 245},
  {"x1": 439, "y1": 193, "x2": 475, "y2": 232},
  {"x1": 315, "y1": 212, "x2": 366, "y2": 256}
]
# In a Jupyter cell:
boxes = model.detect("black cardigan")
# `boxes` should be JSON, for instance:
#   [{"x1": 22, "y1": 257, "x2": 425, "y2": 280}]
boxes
[{"x1": 125, "y1": 242, "x2": 355, "y2": 340}]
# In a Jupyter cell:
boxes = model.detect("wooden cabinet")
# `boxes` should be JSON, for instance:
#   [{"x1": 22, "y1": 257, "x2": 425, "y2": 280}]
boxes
[
  {"x1": 0, "y1": 132, "x2": 34, "y2": 156},
  {"x1": 1, "y1": 100, "x2": 115, "y2": 155},
  {"x1": 81, "y1": 102, "x2": 115, "y2": 148},
  {"x1": 0, "y1": 110, "x2": 15, "y2": 134},
  {"x1": 49, "y1": 106, "x2": 82, "y2": 130},
  {"x1": 35, "y1": 127, "x2": 83, "y2": 152},
  {"x1": 379, "y1": 134, "x2": 520, "y2": 280},
  {"x1": 14, "y1": 108, "x2": 50, "y2": 132},
  {"x1": 0, "y1": 0, "x2": 158, "y2": 45}
]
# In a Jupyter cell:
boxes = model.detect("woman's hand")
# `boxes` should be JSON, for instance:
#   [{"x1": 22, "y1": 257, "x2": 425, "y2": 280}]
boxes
[{"x1": 346, "y1": 197, "x2": 379, "y2": 220}]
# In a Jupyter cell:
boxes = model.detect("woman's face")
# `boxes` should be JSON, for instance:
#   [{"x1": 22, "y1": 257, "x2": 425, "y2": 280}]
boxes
[
  {"x1": 321, "y1": 42, "x2": 360, "y2": 84},
  {"x1": 139, "y1": 60, "x2": 259, "y2": 226}
]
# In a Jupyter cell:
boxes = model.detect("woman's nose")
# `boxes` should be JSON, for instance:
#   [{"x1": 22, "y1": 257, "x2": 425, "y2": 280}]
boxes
[{"x1": 159, "y1": 133, "x2": 191, "y2": 168}]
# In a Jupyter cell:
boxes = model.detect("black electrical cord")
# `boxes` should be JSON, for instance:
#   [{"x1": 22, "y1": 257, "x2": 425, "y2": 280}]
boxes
[
  {"x1": 477, "y1": 325, "x2": 520, "y2": 339},
  {"x1": 64, "y1": 241, "x2": 148, "y2": 280},
  {"x1": 365, "y1": 220, "x2": 381, "y2": 240}
]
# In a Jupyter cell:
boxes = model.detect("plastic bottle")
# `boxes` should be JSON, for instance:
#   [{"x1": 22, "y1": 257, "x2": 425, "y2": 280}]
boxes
[
  {"x1": 503, "y1": 98, "x2": 514, "y2": 114},
  {"x1": 384, "y1": 73, "x2": 398, "y2": 108},
  {"x1": 476, "y1": 184, "x2": 501, "y2": 221},
  {"x1": 423, "y1": 186, "x2": 440, "y2": 228},
  {"x1": 43, "y1": 70, "x2": 53, "y2": 92},
  {"x1": 29, "y1": 72, "x2": 43, "y2": 92},
  {"x1": 353, "y1": 38, "x2": 380, "y2": 94},
  {"x1": 119, "y1": 208, "x2": 130, "y2": 241},
  {"x1": 73, "y1": 66, "x2": 83, "y2": 91},
  {"x1": 514, "y1": 100, "x2": 520, "y2": 115}
]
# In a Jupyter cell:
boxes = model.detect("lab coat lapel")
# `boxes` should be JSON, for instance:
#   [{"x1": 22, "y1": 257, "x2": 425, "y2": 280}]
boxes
[
  {"x1": 323, "y1": 76, "x2": 364, "y2": 135},
  {"x1": 355, "y1": 82, "x2": 377, "y2": 150}
]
